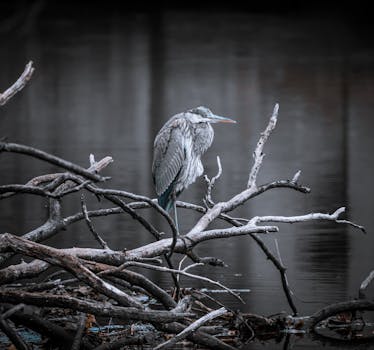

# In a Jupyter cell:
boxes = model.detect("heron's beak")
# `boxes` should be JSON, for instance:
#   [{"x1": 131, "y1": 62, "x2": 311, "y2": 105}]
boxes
[{"x1": 211, "y1": 115, "x2": 237, "y2": 123}]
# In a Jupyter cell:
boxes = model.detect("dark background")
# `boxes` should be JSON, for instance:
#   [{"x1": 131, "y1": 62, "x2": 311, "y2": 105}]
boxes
[{"x1": 1, "y1": 2, "x2": 374, "y2": 349}]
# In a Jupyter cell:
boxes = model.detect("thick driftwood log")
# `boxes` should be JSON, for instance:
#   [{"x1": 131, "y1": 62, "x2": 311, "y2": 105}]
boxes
[
  {"x1": 0, "y1": 233, "x2": 143, "y2": 309},
  {"x1": 309, "y1": 300, "x2": 374, "y2": 329},
  {"x1": 0, "y1": 290, "x2": 193, "y2": 323},
  {"x1": 0, "y1": 259, "x2": 50, "y2": 284}
]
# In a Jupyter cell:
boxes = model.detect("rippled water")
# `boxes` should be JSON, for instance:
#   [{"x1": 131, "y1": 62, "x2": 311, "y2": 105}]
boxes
[{"x1": 1, "y1": 7, "x2": 374, "y2": 349}]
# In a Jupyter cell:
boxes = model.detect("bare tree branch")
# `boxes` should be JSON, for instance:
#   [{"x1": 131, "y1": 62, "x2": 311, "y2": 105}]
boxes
[
  {"x1": 104, "y1": 261, "x2": 245, "y2": 303},
  {"x1": 156, "y1": 321, "x2": 236, "y2": 350},
  {"x1": 247, "y1": 103, "x2": 278, "y2": 189},
  {"x1": 0, "y1": 289, "x2": 193, "y2": 323},
  {"x1": 0, "y1": 142, "x2": 109, "y2": 182},
  {"x1": 0, "y1": 61, "x2": 34, "y2": 106},
  {"x1": 155, "y1": 307, "x2": 227, "y2": 350},
  {"x1": 249, "y1": 207, "x2": 365, "y2": 232},
  {"x1": 0, "y1": 156, "x2": 114, "y2": 265},
  {"x1": 308, "y1": 300, "x2": 374, "y2": 330},
  {"x1": 203, "y1": 155, "x2": 222, "y2": 208},
  {"x1": 359, "y1": 269, "x2": 374, "y2": 299},
  {"x1": 0, "y1": 93, "x2": 367, "y2": 349},
  {"x1": 81, "y1": 195, "x2": 109, "y2": 249},
  {"x1": 0, "y1": 233, "x2": 144, "y2": 309}
]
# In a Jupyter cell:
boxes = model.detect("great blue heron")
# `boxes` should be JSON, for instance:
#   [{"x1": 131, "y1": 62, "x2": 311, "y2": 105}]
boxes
[{"x1": 152, "y1": 106, "x2": 236, "y2": 233}]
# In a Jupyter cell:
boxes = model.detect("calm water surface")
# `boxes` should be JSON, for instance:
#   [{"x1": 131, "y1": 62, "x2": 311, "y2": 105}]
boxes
[{"x1": 0, "y1": 9, "x2": 374, "y2": 349}]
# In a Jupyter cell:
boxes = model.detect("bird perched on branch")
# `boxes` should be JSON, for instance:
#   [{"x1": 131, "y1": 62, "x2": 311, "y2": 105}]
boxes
[{"x1": 152, "y1": 106, "x2": 236, "y2": 233}]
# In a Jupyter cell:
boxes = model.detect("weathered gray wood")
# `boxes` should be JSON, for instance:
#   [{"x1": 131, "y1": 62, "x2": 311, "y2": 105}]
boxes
[
  {"x1": 155, "y1": 307, "x2": 227, "y2": 350},
  {"x1": 0, "y1": 61, "x2": 34, "y2": 106},
  {"x1": 0, "y1": 289, "x2": 192, "y2": 323}
]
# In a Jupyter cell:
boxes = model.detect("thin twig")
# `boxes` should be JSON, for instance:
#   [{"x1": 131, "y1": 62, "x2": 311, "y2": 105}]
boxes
[
  {"x1": 106, "y1": 261, "x2": 245, "y2": 303},
  {"x1": 81, "y1": 195, "x2": 109, "y2": 249},
  {"x1": 203, "y1": 156, "x2": 222, "y2": 208},
  {"x1": 291, "y1": 170, "x2": 301, "y2": 183},
  {"x1": 359, "y1": 270, "x2": 374, "y2": 299},
  {"x1": 177, "y1": 255, "x2": 188, "y2": 284},
  {"x1": 83, "y1": 185, "x2": 178, "y2": 240},
  {"x1": 102, "y1": 194, "x2": 162, "y2": 240},
  {"x1": 273, "y1": 237, "x2": 298, "y2": 315},
  {"x1": 0, "y1": 61, "x2": 34, "y2": 106}
]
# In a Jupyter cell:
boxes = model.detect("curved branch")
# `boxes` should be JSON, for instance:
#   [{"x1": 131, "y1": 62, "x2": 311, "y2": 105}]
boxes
[
  {"x1": 0, "y1": 61, "x2": 34, "y2": 106},
  {"x1": 359, "y1": 270, "x2": 374, "y2": 299},
  {"x1": 0, "y1": 142, "x2": 108, "y2": 182},
  {"x1": 155, "y1": 307, "x2": 227, "y2": 350},
  {"x1": 309, "y1": 300, "x2": 374, "y2": 330}
]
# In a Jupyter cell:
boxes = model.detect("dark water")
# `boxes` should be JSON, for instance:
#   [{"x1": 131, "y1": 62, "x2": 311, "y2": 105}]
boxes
[{"x1": 1, "y1": 7, "x2": 374, "y2": 349}]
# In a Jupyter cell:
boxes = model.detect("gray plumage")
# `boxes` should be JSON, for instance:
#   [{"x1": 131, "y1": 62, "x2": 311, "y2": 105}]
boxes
[{"x1": 152, "y1": 106, "x2": 236, "y2": 212}]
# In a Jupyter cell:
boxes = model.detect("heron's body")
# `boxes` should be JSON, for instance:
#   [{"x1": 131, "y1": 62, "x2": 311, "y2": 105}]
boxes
[{"x1": 152, "y1": 107, "x2": 235, "y2": 212}]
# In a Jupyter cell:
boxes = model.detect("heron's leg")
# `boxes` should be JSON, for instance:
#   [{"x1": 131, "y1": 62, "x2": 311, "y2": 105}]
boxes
[
  {"x1": 173, "y1": 199, "x2": 180, "y2": 235},
  {"x1": 168, "y1": 192, "x2": 179, "y2": 259}
]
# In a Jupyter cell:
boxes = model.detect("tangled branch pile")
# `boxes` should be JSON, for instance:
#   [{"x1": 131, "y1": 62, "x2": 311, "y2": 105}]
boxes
[{"x1": 0, "y1": 62, "x2": 373, "y2": 350}]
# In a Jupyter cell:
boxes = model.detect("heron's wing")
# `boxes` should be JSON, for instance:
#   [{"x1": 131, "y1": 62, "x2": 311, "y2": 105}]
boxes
[{"x1": 152, "y1": 118, "x2": 188, "y2": 197}]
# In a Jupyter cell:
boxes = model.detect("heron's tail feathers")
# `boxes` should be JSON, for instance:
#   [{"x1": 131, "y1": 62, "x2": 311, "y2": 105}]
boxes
[
  {"x1": 158, "y1": 183, "x2": 182, "y2": 212},
  {"x1": 158, "y1": 185, "x2": 174, "y2": 212}
]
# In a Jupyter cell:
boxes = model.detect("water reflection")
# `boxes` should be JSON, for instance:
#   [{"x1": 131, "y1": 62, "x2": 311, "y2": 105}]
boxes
[{"x1": 1, "y1": 8, "x2": 374, "y2": 349}]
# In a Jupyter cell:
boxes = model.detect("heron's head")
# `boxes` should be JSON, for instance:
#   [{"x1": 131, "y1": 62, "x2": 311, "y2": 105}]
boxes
[{"x1": 187, "y1": 106, "x2": 236, "y2": 124}]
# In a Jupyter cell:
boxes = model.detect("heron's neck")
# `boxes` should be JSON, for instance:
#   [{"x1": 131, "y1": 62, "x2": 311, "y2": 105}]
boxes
[{"x1": 192, "y1": 122, "x2": 214, "y2": 155}]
